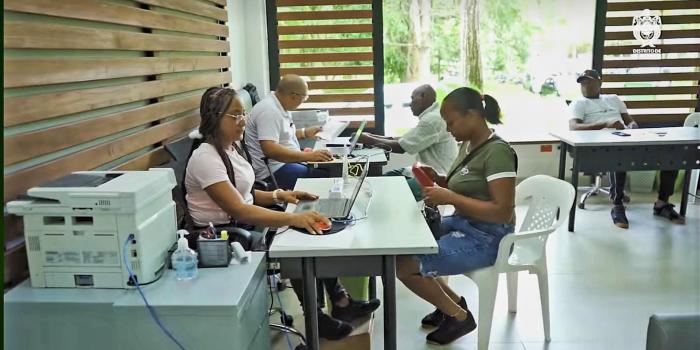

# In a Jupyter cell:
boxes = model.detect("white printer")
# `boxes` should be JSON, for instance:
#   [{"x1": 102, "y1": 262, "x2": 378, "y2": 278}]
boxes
[{"x1": 7, "y1": 168, "x2": 177, "y2": 289}]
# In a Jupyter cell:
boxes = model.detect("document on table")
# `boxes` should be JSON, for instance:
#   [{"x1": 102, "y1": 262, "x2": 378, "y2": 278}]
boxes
[
  {"x1": 316, "y1": 120, "x2": 349, "y2": 141},
  {"x1": 273, "y1": 225, "x2": 356, "y2": 248}
]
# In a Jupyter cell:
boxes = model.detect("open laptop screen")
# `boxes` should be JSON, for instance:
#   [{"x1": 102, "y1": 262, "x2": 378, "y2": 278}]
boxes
[
  {"x1": 341, "y1": 157, "x2": 371, "y2": 217},
  {"x1": 346, "y1": 120, "x2": 367, "y2": 154}
]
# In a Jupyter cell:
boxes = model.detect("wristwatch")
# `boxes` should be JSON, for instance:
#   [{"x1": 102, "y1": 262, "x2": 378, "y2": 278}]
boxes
[{"x1": 272, "y1": 189, "x2": 285, "y2": 205}]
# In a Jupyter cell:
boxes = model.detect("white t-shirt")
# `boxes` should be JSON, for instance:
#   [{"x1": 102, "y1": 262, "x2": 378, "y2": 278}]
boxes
[
  {"x1": 184, "y1": 143, "x2": 255, "y2": 227},
  {"x1": 244, "y1": 93, "x2": 301, "y2": 180},
  {"x1": 568, "y1": 94, "x2": 627, "y2": 125}
]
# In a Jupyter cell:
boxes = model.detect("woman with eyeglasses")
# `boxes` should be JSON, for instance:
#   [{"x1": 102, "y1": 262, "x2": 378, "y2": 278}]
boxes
[
  {"x1": 184, "y1": 87, "x2": 380, "y2": 340},
  {"x1": 184, "y1": 87, "x2": 325, "y2": 234}
]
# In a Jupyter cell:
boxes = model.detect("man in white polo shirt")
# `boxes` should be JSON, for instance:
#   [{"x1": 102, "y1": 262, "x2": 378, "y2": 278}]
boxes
[
  {"x1": 569, "y1": 69, "x2": 684, "y2": 229},
  {"x1": 358, "y1": 84, "x2": 458, "y2": 200},
  {"x1": 245, "y1": 75, "x2": 333, "y2": 190}
]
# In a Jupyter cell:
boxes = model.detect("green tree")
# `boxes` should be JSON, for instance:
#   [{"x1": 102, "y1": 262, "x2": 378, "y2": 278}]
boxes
[
  {"x1": 407, "y1": 0, "x2": 432, "y2": 81},
  {"x1": 384, "y1": 0, "x2": 410, "y2": 83},
  {"x1": 431, "y1": 0, "x2": 461, "y2": 80},
  {"x1": 479, "y1": 0, "x2": 535, "y2": 76},
  {"x1": 383, "y1": 0, "x2": 536, "y2": 85},
  {"x1": 461, "y1": 0, "x2": 482, "y2": 89}
]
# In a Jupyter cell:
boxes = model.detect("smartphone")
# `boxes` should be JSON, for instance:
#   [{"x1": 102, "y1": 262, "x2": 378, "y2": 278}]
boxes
[{"x1": 412, "y1": 164, "x2": 435, "y2": 187}]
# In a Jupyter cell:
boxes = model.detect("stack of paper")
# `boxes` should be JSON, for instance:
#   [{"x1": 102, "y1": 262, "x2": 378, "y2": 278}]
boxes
[
  {"x1": 292, "y1": 110, "x2": 327, "y2": 128},
  {"x1": 316, "y1": 120, "x2": 349, "y2": 140}
]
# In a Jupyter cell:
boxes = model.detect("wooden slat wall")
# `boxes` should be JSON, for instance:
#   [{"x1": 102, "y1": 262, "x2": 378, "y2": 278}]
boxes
[
  {"x1": 274, "y1": 0, "x2": 378, "y2": 127},
  {"x1": 599, "y1": 0, "x2": 699, "y2": 125},
  {"x1": 3, "y1": 0, "x2": 230, "y2": 287}
]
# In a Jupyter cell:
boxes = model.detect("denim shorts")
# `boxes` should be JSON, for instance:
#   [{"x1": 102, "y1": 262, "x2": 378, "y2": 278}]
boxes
[{"x1": 415, "y1": 215, "x2": 514, "y2": 277}]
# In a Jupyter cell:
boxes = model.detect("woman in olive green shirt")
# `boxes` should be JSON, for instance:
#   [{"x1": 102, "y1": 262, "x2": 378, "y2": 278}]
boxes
[{"x1": 396, "y1": 87, "x2": 517, "y2": 345}]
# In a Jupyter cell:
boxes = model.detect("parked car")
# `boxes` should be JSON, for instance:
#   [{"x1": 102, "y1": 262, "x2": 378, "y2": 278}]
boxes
[{"x1": 539, "y1": 77, "x2": 560, "y2": 96}]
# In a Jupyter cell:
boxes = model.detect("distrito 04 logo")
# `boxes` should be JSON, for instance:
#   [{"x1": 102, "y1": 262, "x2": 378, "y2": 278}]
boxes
[{"x1": 632, "y1": 9, "x2": 662, "y2": 54}]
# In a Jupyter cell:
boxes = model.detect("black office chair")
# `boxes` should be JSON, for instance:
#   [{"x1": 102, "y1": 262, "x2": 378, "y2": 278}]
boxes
[
  {"x1": 161, "y1": 135, "x2": 259, "y2": 250},
  {"x1": 238, "y1": 86, "x2": 310, "y2": 348},
  {"x1": 163, "y1": 133, "x2": 305, "y2": 348}
]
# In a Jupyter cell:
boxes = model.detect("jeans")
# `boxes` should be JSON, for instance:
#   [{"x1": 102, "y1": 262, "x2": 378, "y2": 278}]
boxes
[
  {"x1": 290, "y1": 278, "x2": 348, "y2": 309},
  {"x1": 610, "y1": 170, "x2": 678, "y2": 205},
  {"x1": 415, "y1": 215, "x2": 514, "y2": 277},
  {"x1": 269, "y1": 163, "x2": 330, "y2": 190}
]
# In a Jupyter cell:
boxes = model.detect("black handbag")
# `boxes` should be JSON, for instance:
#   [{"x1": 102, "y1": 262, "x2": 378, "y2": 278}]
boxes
[{"x1": 422, "y1": 205, "x2": 443, "y2": 239}]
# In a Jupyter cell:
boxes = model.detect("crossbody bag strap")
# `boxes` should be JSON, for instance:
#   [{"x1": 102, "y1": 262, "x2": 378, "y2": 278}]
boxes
[
  {"x1": 445, "y1": 135, "x2": 501, "y2": 184},
  {"x1": 231, "y1": 143, "x2": 256, "y2": 201}
]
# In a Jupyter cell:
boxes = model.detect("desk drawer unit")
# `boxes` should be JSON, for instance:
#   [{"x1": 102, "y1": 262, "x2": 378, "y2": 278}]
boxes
[
  {"x1": 573, "y1": 143, "x2": 700, "y2": 172},
  {"x1": 114, "y1": 253, "x2": 269, "y2": 350}
]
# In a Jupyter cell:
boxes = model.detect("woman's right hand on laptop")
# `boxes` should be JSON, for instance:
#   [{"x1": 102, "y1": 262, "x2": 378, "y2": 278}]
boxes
[
  {"x1": 305, "y1": 149, "x2": 333, "y2": 162},
  {"x1": 290, "y1": 211, "x2": 331, "y2": 235}
]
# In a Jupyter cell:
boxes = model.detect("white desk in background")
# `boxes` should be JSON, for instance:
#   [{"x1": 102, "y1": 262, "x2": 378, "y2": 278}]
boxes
[
  {"x1": 269, "y1": 176, "x2": 438, "y2": 350},
  {"x1": 4, "y1": 253, "x2": 269, "y2": 350},
  {"x1": 550, "y1": 127, "x2": 700, "y2": 232}
]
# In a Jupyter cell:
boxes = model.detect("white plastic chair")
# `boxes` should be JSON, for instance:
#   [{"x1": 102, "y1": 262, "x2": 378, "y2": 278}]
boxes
[
  {"x1": 684, "y1": 113, "x2": 699, "y2": 204},
  {"x1": 463, "y1": 175, "x2": 575, "y2": 350}
]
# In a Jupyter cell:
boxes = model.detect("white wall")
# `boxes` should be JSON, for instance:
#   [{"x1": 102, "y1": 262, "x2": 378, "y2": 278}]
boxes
[
  {"x1": 512, "y1": 143, "x2": 561, "y2": 180},
  {"x1": 227, "y1": 0, "x2": 270, "y2": 92}
]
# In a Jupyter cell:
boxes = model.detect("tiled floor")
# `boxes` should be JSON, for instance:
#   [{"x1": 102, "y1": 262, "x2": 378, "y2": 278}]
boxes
[{"x1": 271, "y1": 193, "x2": 699, "y2": 350}]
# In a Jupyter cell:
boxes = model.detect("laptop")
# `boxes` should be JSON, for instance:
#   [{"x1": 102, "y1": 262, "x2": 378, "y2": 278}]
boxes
[
  {"x1": 324, "y1": 121, "x2": 367, "y2": 157},
  {"x1": 294, "y1": 158, "x2": 370, "y2": 219}
]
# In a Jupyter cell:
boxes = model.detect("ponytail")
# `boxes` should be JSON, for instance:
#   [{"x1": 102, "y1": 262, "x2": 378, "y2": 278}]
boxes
[
  {"x1": 482, "y1": 94, "x2": 502, "y2": 125},
  {"x1": 443, "y1": 87, "x2": 502, "y2": 124}
]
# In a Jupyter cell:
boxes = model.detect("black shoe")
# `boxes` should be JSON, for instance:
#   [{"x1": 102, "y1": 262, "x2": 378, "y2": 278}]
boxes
[
  {"x1": 317, "y1": 312, "x2": 353, "y2": 340},
  {"x1": 611, "y1": 205, "x2": 629, "y2": 229},
  {"x1": 331, "y1": 298, "x2": 381, "y2": 323},
  {"x1": 426, "y1": 310, "x2": 477, "y2": 345},
  {"x1": 421, "y1": 308, "x2": 446, "y2": 328},
  {"x1": 421, "y1": 297, "x2": 468, "y2": 328},
  {"x1": 653, "y1": 203, "x2": 685, "y2": 224}
]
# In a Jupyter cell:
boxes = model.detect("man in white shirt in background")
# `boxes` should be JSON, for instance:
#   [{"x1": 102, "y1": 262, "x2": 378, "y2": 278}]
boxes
[
  {"x1": 245, "y1": 75, "x2": 333, "y2": 190},
  {"x1": 358, "y1": 84, "x2": 458, "y2": 200},
  {"x1": 569, "y1": 69, "x2": 684, "y2": 229}
]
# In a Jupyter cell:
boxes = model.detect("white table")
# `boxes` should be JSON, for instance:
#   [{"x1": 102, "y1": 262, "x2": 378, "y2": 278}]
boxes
[
  {"x1": 550, "y1": 127, "x2": 700, "y2": 232},
  {"x1": 4, "y1": 253, "x2": 269, "y2": 350},
  {"x1": 269, "y1": 177, "x2": 438, "y2": 350}
]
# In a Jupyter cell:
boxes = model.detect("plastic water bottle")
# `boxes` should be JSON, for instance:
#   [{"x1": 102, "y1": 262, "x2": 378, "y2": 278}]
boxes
[
  {"x1": 172, "y1": 229, "x2": 198, "y2": 280},
  {"x1": 342, "y1": 148, "x2": 350, "y2": 185}
]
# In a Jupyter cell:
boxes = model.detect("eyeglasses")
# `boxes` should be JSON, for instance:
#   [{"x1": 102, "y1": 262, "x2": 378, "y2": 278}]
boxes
[
  {"x1": 225, "y1": 113, "x2": 248, "y2": 123},
  {"x1": 291, "y1": 92, "x2": 309, "y2": 102}
]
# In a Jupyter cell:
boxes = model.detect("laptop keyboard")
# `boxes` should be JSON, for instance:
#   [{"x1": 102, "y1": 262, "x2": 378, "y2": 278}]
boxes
[
  {"x1": 316, "y1": 199, "x2": 348, "y2": 217},
  {"x1": 326, "y1": 147, "x2": 347, "y2": 155}
]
